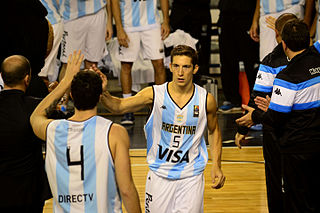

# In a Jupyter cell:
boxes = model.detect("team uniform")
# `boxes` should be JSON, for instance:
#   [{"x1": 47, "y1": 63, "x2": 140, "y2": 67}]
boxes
[
  {"x1": 46, "y1": 116, "x2": 122, "y2": 213},
  {"x1": 263, "y1": 45, "x2": 320, "y2": 212},
  {"x1": 259, "y1": 0, "x2": 305, "y2": 60},
  {"x1": 39, "y1": 0, "x2": 63, "y2": 82},
  {"x1": 144, "y1": 83, "x2": 208, "y2": 212},
  {"x1": 59, "y1": 0, "x2": 108, "y2": 63},
  {"x1": 238, "y1": 43, "x2": 288, "y2": 213},
  {"x1": 116, "y1": 0, "x2": 164, "y2": 61}
]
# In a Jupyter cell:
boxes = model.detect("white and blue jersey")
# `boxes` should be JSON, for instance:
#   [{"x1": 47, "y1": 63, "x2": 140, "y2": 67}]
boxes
[
  {"x1": 144, "y1": 83, "x2": 208, "y2": 180},
  {"x1": 46, "y1": 116, "x2": 122, "y2": 213},
  {"x1": 264, "y1": 46, "x2": 320, "y2": 152},
  {"x1": 40, "y1": 0, "x2": 62, "y2": 25},
  {"x1": 260, "y1": 0, "x2": 305, "y2": 16},
  {"x1": 59, "y1": 0, "x2": 107, "y2": 21},
  {"x1": 120, "y1": 0, "x2": 161, "y2": 32},
  {"x1": 253, "y1": 43, "x2": 288, "y2": 94}
]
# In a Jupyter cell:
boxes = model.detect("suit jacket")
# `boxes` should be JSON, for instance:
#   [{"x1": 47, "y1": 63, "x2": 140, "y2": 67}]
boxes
[{"x1": 0, "y1": 89, "x2": 51, "y2": 206}]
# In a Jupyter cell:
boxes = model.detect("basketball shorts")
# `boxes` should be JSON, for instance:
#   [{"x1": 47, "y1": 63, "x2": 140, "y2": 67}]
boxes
[
  {"x1": 259, "y1": 4, "x2": 304, "y2": 61},
  {"x1": 116, "y1": 28, "x2": 164, "y2": 62},
  {"x1": 60, "y1": 8, "x2": 107, "y2": 63},
  {"x1": 39, "y1": 20, "x2": 63, "y2": 82},
  {"x1": 145, "y1": 170, "x2": 204, "y2": 213}
]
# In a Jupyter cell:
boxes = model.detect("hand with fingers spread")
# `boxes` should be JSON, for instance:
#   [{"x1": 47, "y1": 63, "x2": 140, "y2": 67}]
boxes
[
  {"x1": 235, "y1": 132, "x2": 247, "y2": 149},
  {"x1": 265, "y1": 16, "x2": 276, "y2": 32},
  {"x1": 235, "y1": 105, "x2": 255, "y2": 128},
  {"x1": 254, "y1": 95, "x2": 271, "y2": 112},
  {"x1": 64, "y1": 50, "x2": 84, "y2": 81},
  {"x1": 211, "y1": 165, "x2": 226, "y2": 189},
  {"x1": 91, "y1": 64, "x2": 108, "y2": 92}
]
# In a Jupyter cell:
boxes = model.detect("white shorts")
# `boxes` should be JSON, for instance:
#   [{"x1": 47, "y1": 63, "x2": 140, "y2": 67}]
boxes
[
  {"x1": 39, "y1": 20, "x2": 63, "y2": 82},
  {"x1": 145, "y1": 170, "x2": 204, "y2": 213},
  {"x1": 116, "y1": 28, "x2": 164, "y2": 62},
  {"x1": 60, "y1": 8, "x2": 107, "y2": 63},
  {"x1": 259, "y1": 4, "x2": 304, "y2": 61}
]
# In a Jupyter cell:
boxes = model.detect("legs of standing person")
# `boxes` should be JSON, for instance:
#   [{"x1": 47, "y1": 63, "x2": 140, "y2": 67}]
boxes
[
  {"x1": 151, "y1": 59, "x2": 166, "y2": 85},
  {"x1": 59, "y1": 8, "x2": 107, "y2": 110},
  {"x1": 282, "y1": 152, "x2": 320, "y2": 212},
  {"x1": 145, "y1": 170, "x2": 204, "y2": 213},
  {"x1": 218, "y1": 17, "x2": 242, "y2": 112},
  {"x1": 262, "y1": 131, "x2": 284, "y2": 213}
]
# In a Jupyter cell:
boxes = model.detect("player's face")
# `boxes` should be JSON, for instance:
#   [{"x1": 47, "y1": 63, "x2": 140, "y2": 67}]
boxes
[{"x1": 170, "y1": 55, "x2": 198, "y2": 87}]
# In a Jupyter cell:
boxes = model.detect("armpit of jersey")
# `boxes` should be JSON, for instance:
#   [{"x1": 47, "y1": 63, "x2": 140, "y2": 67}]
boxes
[{"x1": 253, "y1": 64, "x2": 286, "y2": 93}]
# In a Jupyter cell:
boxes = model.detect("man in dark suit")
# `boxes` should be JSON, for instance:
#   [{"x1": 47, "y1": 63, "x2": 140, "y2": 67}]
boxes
[{"x1": 0, "y1": 55, "x2": 51, "y2": 212}]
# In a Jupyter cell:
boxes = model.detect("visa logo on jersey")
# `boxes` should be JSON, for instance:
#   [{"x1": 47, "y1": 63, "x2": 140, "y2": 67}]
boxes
[{"x1": 158, "y1": 144, "x2": 189, "y2": 163}]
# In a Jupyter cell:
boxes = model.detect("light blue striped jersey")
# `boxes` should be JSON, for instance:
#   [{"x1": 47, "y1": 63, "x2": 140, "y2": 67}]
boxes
[
  {"x1": 260, "y1": 0, "x2": 304, "y2": 16},
  {"x1": 46, "y1": 116, "x2": 122, "y2": 213},
  {"x1": 59, "y1": 0, "x2": 107, "y2": 21},
  {"x1": 120, "y1": 0, "x2": 161, "y2": 32},
  {"x1": 144, "y1": 83, "x2": 208, "y2": 180},
  {"x1": 40, "y1": 0, "x2": 62, "y2": 25}
]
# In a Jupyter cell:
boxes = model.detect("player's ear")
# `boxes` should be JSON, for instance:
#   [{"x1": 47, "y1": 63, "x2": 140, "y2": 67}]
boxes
[
  {"x1": 193, "y1": 64, "x2": 199, "y2": 75},
  {"x1": 169, "y1": 63, "x2": 173, "y2": 73}
]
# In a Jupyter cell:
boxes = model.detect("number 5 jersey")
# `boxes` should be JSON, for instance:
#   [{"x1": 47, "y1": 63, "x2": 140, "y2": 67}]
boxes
[{"x1": 145, "y1": 83, "x2": 209, "y2": 179}]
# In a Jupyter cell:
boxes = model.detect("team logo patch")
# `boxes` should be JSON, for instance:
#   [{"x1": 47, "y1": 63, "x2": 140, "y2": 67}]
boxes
[
  {"x1": 176, "y1": 114, "x2": 184, "y2": 123},
  {"x1": 193, "y1": 105, "x2": 199, "y2": 117},
  {"x1": 274, "y1": 88, "x2": 282, "y2": 96}
]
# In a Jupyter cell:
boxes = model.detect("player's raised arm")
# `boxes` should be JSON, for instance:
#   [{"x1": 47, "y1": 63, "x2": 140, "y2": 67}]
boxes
[
  {"x1": 206, "y1": 93, "x2": 225, "y2": 189},
  {"x1": 30, "y1": 51, "x2": 84, "y2": 140},
  {"x1": 101, "y1": 86, "x2": 154, "y2": 114}
]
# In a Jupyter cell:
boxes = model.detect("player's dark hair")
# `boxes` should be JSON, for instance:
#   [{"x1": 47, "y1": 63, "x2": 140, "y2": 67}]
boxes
[
  {"x1": 281, "y1": 20, "x2": 310, "y2": 52},
  {"x1": 171, "y1": 45, "x2": 198, "y2": 66},
  {"x1": 1, "y1": 55, "x2": 31, "y2": 87},
  {"x1": 71, "y1": 70, "x2": 102, "y2": 110},
  {"x1": 275, "y1": 13, "x2": 298, "y2": 34}
]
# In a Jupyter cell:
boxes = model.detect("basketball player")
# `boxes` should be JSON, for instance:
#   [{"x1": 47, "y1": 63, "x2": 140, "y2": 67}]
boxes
[
  {"x1": 100, "y1": 45, "x2": 225, "y2": 212},
  {"x1": 111, "y1": 0, "x2": 170, "y2": 125},
  {"x1": 30, "y1": 51, "x2": 141, "y2": 213}
]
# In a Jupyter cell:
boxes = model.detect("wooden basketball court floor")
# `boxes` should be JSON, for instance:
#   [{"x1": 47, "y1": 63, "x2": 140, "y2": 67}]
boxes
[{"x1": 43, "y1": 113, "x2": 268, "y2": 212}]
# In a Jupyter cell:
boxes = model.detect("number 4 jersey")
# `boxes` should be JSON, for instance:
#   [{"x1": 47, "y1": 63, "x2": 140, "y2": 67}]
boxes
[
  {"x1": 46, "y1": 116, "x2": 122, "y2": 213},
  {"x1": 145, "y1": 83, "x2": 209, "y2": 179}
]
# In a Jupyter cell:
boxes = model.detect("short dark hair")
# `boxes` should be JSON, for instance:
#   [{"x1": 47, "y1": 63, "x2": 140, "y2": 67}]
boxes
[
  {"x1": 281, "y1": 20, "x2": 310, "y2": 52},
  {"x1": 1, "y1": 55, "x2": 31, "y2": 87},
  {"x1": 275, "y1": 13, "x2": 298, "y2": 34},
  {"x1": 170, "y1": 45, "x2": 198, "y2": 66},
  {"x1": 71, "y1": 70, "x2": 102, "y2": 110}
]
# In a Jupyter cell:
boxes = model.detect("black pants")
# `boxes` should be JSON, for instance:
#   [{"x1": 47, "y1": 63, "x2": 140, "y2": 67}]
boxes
[
  {"x1": 262, "y1": 130, "x2": 284, "y2": 213},
  {"x1": 282, "y1": 152, "x2": 320, "y2": 213},
  {"x1": 218, "y1": 15, "x2": 259, "y2": 105},
  {"x1": 170, "y1": 4, "x2": 212, "y2": 84}
]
